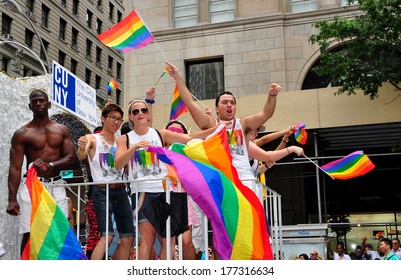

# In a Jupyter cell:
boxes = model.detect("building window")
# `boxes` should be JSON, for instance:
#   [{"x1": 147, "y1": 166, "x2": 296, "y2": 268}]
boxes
[
  {"x1": 61, "y1": 0, "x2": 66, "y2": 8},
  {"x1": 185, "y1": 58, "x2": 225, "y2": 100},
  {"x1": 116, "y1": 62, "x2": 122, "y2": 80},
  {"x1": 107, "y1": 55, "x2": 113, "y2": 73},
  {"x1": 116, "y1": 88, "x2": 121, "y2": 105},
  {"x1": 341, "y1": 0, "x2": 358, "y2": 6},
  {"x1": 210, "y1": 0, "x2": 234, "y2": 24},
  {"x1": 86, "y1": 39, "x2": 92, "y2": 59},
  {"x1": 87, "y1": 10, "x2": 93, "y2": 28},
  {"x1": 174, "y1": 0, "x2": 197, "y2": 28},
  {"x1": 58, "y1": 51, "x2": 66, "y2": 66},
  {"x1": 71, "y1": 28, "x2": 78, "y2": 49},
  {"x1": 96, "y1": 46, "x2": 102, "y2": 66},
  {"x1": 72, "y1": 0, "x2": 79, "y2": 16},
  {"x1": 71, "y1": 58, "x2": 77, "y2": 74},
  {"x1": 291, "y1": 0, "x2": 317, "y2": 13},
  {"x1": 25, "y1": 29, "x2": 34, "y2": 49},
  {"x1": 41, "y1": 4, "x2": 50, "y2": 28},
  {"x1": 96, "y1": 19, "x2": 102, "y2": 34},
  {"x1": 95, "y1": 74, "x2": 101, "y2": 89},
  {"x1": 2, "y1": 14, "x2": 12, "y2": 35},
  {"x1": 2, "y1": 57, "x2": 9, "y2": 73},
  {"x1": 40, "y1": 39, "x2": 49, "y2": 60},
  {"x1": 117, "y1": 10, "x2": 122, "y2": 22},
  {"x1": 85, "y1": 68, "x2": 91, "y2": 84},
  {"x1": 59, "y1": 19, "x2": 67, "y2": 40},
  {"x1": 26, "y1": 0, "x2": 35, "y2": 12},
  {"x1": 109, "y1": 2, "x2": 114, "y2": 20}
]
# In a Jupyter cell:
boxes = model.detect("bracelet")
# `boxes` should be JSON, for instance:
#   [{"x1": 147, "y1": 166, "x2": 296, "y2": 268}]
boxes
[
  {"x1": 145, "y1": 98, "x2": 155, "y2": 104},
  {"x1": 49, "y1": 162, "x2": 54, "y2": 170},
  {"x1": 287, "y1": 147, "x2": 290, "y2": 154},
  {"x1": 282, "y1": 137, "x2": 289, "y2": 143},
  {"x1": 77, "y1": 148, "x2": 86, "y2": 155}
]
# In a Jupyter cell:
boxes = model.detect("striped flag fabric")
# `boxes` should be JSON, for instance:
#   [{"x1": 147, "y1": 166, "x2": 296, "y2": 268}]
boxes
[
  {"x1": 21, "y1": 167, "x2": 87, "y2": 260},
  {"x1": 107, "y1": 78, "x2": 118, "y2": 94},
  {"x1": 294, "y1": 122, "x2": 308, "y2": 145},
  {"x1": 98, "y1": 9, "x2": 154, "y2": 52},
  {"x1": 319, "y1": 150, "x2": 375, "y2": 180},
  {"x1": 169, "y1": 85, "x2": 188, "y2": 120}
]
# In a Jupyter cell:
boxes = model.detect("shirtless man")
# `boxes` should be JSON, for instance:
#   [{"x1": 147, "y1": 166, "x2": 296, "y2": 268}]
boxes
[{"x1": 6, "y1": 89, "x2": 76, "y2": 255}]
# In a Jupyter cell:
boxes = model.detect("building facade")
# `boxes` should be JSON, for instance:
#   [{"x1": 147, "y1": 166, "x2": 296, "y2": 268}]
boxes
[{"x1": 0, "y1": 0, "x2": 125, "y2": 106}]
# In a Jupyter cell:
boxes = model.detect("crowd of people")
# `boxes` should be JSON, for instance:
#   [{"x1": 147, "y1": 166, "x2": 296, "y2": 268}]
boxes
[{"x1": 6, "y1": 61, "x2": 308, "y2": 260}]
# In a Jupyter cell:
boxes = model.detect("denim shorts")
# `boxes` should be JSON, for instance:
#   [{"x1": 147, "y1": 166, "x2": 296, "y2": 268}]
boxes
[
  {"x1": 131, "y1": 192, "x2": 162, "y2": 224},
  {"x1": 92, "y1": 186, "x2": 134, "y2": 238}
]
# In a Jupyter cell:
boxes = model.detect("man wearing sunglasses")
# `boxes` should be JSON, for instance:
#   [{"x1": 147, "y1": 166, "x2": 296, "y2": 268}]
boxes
[{"x1": 77, "y1": 104, "x2": 134, "y2": 260}]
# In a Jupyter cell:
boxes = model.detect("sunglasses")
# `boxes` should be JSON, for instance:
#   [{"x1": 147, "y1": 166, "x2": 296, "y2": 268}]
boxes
[
  {"x1": 167, "y1": 126, "x2": 185, "y2": 134},
  {"x1": 131, "y1": 108, "x2": 149, "y2": 116}
]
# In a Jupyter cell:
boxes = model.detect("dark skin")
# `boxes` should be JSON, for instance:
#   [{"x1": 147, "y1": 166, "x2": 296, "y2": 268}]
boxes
[{"x1": 6, "y1": 90, "x2": 76, "y2": 254}]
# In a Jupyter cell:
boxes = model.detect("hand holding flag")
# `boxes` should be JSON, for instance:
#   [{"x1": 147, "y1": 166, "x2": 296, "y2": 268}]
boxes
[{"x1": 294, "y1": 122, "x2": 308, "y2": 144}]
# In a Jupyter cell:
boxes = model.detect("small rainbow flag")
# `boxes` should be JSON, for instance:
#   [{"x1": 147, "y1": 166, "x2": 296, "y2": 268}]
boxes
[
  {"x1": 294, "y1": 122, "x2": 308, "y2": 145},
  {"x1": 375, "y1": 231, "x2": 384, "y2": 240},
  {"x1": 107, "y1": 78, "x2": 118, "y2": 94},
  {"x1": 98, "y1": 9, "x2": 154, "y2": 52},
  {"x1": 169, "y1": 85, "x2": 188, "y2": 120},
  {"x1": 21, "y1": 167, "x2": 87, "y2": 260},
  {"x1": 320, "y1": 150, "x2": 375, "y2": 180}
]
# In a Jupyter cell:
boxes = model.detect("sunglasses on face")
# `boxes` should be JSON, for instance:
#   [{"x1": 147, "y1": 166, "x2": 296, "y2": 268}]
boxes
[{"x1": 131, "y1": 108, "x2": 149, "y2": 116}]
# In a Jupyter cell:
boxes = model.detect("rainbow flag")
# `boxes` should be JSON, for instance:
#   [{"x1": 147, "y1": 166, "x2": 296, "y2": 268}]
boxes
[
  {"x1": 169, "y1": 85, "x2": 188, "y2": 120},
  {"x1": 132, "y1": 149, "x2": 158, "y2": 167},
  {"x1": 98, "y1": 9, "x2": 154, "y2": 52},
  {"x1": 107, "y1": 78, "x2": 118, "y2": 94},
  {"x1": 375, "y1": 231, "x2": 384, "y2": 240},
  {"x1": 320, "y1": 150, "x2": 375, "y2": 180},
  {"x1": 21, "y1": 167, "x2": 87, "y2": 260},
  {"x1": 294, "y1": 122, "x2": 308, "y2": 145},
  {"x1": 148, "y1": 125, "x2": 272, "y2": 260}
]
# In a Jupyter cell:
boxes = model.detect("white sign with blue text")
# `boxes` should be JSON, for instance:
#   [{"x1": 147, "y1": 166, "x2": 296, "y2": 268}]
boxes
[{"x1": 52, "y1": 61, "x2": 98, "y2": 126}]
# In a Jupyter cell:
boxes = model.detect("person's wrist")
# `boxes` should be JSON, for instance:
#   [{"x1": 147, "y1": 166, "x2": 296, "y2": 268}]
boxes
[
  {"x1": 282, "y1": 137, "x2": 289, "y2": 143},
  {"x1": 77, "y1": 147, "x2": 86, "y2": 155},
  {"x1": 49, "y1": 162, "x2": 54, "y2": 170},
  {"x1": 145, "y1": 98, "x2": 155, "y2": 104}
]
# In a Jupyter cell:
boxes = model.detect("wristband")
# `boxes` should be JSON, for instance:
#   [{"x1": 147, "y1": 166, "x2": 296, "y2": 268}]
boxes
[
  {"x1": 282, "y1": 137, "x2": 289, "y2": 143},
  {"x1": 49, "y1": 162, "x2": 54, "y2": 170},
  {"x1": 77, "y1": 148, "x2": 86, "y2": 155},
  {"x1": 145, "y1": 98, "x2": 155, "y2": 104}
]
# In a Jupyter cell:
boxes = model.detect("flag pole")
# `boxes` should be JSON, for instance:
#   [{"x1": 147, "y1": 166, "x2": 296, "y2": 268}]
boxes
[{"x1": 302, "y1": 154, "x2": 335, "y2": 180}]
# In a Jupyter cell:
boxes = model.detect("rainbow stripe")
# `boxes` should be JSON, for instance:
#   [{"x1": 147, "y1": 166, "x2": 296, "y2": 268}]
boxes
[
  {"x1": 107, "y1": 79, "x2": 118, "y2": 94},
  {"x1": 98, "y1": 9, "x2": 154, "y2": 52},
  {"x1": 320, "y1": 150, "x2": 375, "y2": 180},
  {"x1": 294, "y1": 122, "x2": 308, "y2": 145},
  {"x1": 169, "y1": 85, "x2": 188, "y2": 120},
  {"x1": 132, "y1": 149, "x2": 157, "y2": 167},
  {"x1": 21, "y1": 167, "x2": 87, "y2": 260},
  {"x1": 148, "y1": 125, "x2": 272, "y2": 260}
]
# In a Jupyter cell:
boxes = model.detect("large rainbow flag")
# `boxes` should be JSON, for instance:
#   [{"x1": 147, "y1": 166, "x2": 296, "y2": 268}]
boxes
[
  {"x1": 169, "y1": 85, "x2": 188, "y2": 120},
  {"x1": 148, "y1": 125, "x2": 272, "y2": 260},
  {"x1": 21, "y1": 167, "x2": 87, "y2": 260},
  {"x1": 319, "y1": 150, "x2": 375, "y2": 180},
  {"x1": 98, "y1": 9, "x2": 154, "y2": 52}
]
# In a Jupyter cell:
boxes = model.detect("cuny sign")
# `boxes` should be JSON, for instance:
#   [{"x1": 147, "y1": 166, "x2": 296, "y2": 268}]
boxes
[{"x1": 52, "y1": 61, "x2": 97, "y2": 126}]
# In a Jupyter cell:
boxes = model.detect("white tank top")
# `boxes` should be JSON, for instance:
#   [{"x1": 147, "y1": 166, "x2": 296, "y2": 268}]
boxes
[
  {"x1": 87, "y1": 134, "x2": 123, "y2": 182},
  {"x1": 126, "y1": 128, "x2": 166, "y2": 193}
]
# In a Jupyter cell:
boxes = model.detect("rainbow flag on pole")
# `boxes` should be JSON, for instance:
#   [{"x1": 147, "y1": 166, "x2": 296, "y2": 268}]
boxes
[
  {"x1": 319, "y1": 150, "x2": 375, "y2": 180},
  {"x1": 21, "y1": 167, "x2": 87, "y2": 260},
  {"x1": 169, "y1": 85, "x2": 188, "y2": 120},
  {"x1": 107, "y1": 78, "x2": 118, "y2": 94},
  {"x1": 294, "y1": 122, "x2": 308, "y2": 145},
  {"x1": 148, "y1": 125, "x2": 272, "y2": 260},
  {"x1": 98, "y1": 9, "x2": 154, "y2": 52}
]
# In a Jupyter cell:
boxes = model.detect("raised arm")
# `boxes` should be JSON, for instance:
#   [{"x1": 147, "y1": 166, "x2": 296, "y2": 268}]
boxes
[
  {"x1": 145, "y1": 86, "x2": 155, "y2": 127},
  {"x1": 167, "y1": 62, "x2": 215, "y2": 130},
  {"x1": 248, "y1": 142, "x2": 304, "y2": 164},
  {"x1": 159, "y1": 125, "x2": 218, "y2": 146}
]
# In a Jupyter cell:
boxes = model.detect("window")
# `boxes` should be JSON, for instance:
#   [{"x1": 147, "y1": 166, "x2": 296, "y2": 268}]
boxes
[
  {"x1": 59, "y1": 19, "x2": 67, "y2": 40},
  {"x1": 96, "y1": 46, "x2": 102, "y2": 66},
  {"x1": 95, "y1": 75, "x2": 101, "y2": 89},
  {"x1": 291, "y1": 0, "x2": 317, "y2": 13},
  {"x1": 71, "y1": 58, "x2": 77, "y2": 74},
  {"x1": 58, "y1": 51, "x2": 66, "y2": 66},
  {"x1": 25, "y1": 29, "x2": 34, "y2": 49},
  {"x1": 61, "y1": 0, "x2": 66, "y2": 8},
  {"x1": 86, "y1": 39, "x2": 92, "y2": 58},
  {"x1": 210, "y1": 0, "x2": 234, "y2": 24},
  {"x1": 87, "y1": 10, "x2": 93, "y2": 28},
  {"x1": 96, "y1": 19, "x2": 102, "y2": 34},
  {"x1": 2, "y1": 14, "x2": 12, "y2": 35},
  {"x1": 116, "y1": 62, "x2": 122, "y2": 80},
  {"x1": 40, "y1": 39, "x2": 49, "y2": 60},
  {"x1": 116, "y1": 88, "x2": 121, "y2": 105},
  {"x1": 72, "y1": 0, "x2": 79, "y2": 16},
  {"x1": 107, "y1": 55, "x2": 113, "y2": 73},
  {"x1": 41, "y1": 5, "x2": 50, "y2": 28},
  {"x1": 2, "y1": 57, "x2": 9, "y2": 73},
  {"x1": 109, "y1": 2, "x2": 114, "y2": 20},
  {"x1": 71, "y1": 28, "x2": 78, "y2": 48},
  {"x1": 85, "y1": 68, "x2": 91, "y2": 84},
  {"x1": 26, "y1": 0, "x2": 35, "y2": 12},
  {"x1": 117, "y1": 10, "x2": 122, "y2": 22},
  {"x1": 341, "y1": 0, "x2": 359, "y2": 6},
  {"x1": 185, "y1": 58, "x2": 225, "y2": 100},
  {"x1": 174, "y1": 0, "x2": 197, "y2": 28}
]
